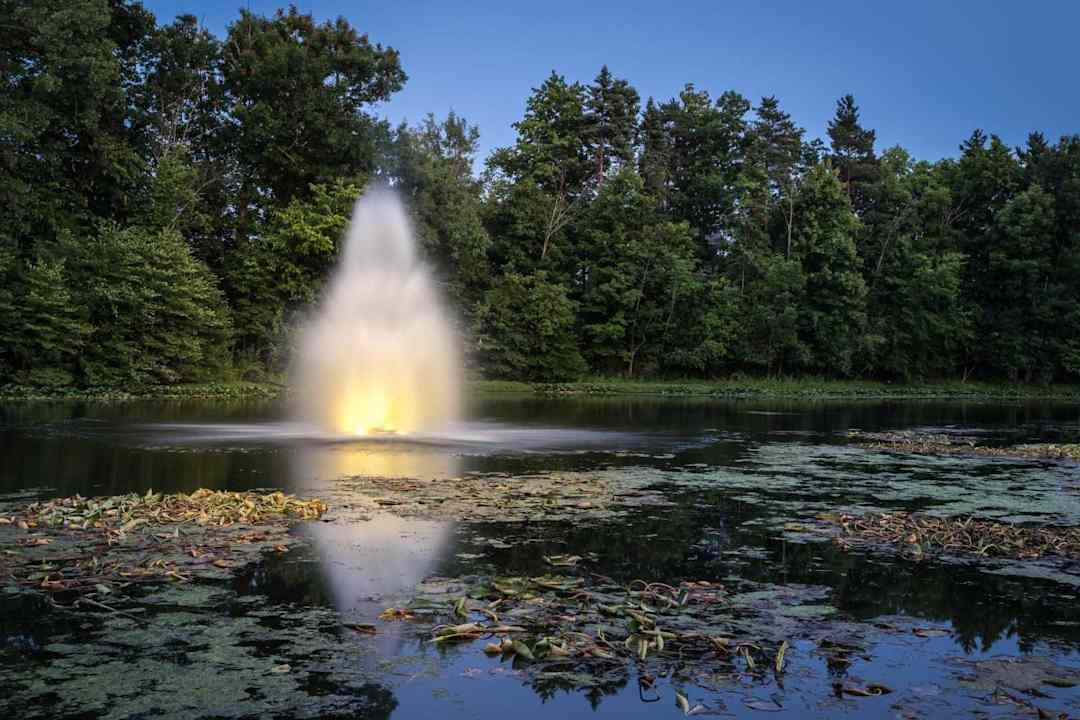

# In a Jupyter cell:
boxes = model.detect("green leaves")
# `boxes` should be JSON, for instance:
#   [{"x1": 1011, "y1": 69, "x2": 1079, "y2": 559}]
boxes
[
  {"x1": 476, "y1": 272, "x2": 587, "y2": 382},
  {"x1": 222, "y1": 6, "x2": 405, "y2": 205}
]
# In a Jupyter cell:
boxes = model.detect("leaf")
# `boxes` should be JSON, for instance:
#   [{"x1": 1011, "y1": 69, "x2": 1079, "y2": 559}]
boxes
[
  {"x1": 775, "y1": 639, "x2": 789, "y2": 673},
  {"x1": 912, "y1": 627, "x2": 950, "y2": 638},
  {"x1": 454, "y1": 596, "x2": 468, "y2": 618},
  {"x1": 675, "y1": 690, "x2": 690, "y2": 715},
  {"x1": 270, "y1": 664, "x2": 291, "y2": 674},
  {"x1": 344, "y1": 623, "x2": 377, "y2": 635},
  {"x1": 745, "y1": 699, "x2": 782, "y2": 711},
  {"x1": 119, "y1": 518, "x2": 145, "y2": 533},
  {"x1": 1044, "y1": 678, "x2": 1076, "y2": 688},
  {"x1": 511, "y1": 640, "x2": 534, "y2": 661}
]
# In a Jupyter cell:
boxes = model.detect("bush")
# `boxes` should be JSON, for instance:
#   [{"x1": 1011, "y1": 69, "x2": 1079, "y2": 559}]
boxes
[{"x1": 477, "y1": 272, "x2": 587, "y2": 382}]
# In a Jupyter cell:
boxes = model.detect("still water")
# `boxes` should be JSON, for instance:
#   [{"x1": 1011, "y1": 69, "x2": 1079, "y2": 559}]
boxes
[{"x1": 2, "y1": 395, "x2": 1079, "y2": 719}]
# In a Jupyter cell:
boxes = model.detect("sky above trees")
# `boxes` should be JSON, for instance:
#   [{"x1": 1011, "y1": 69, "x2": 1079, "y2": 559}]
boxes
[{"x1": 142, "y1": 0, "x2": 1078, "y2": 166}]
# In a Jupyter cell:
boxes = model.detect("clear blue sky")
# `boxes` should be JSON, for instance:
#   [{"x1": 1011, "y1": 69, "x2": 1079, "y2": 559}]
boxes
[{"x1": 142, "y1": 0, "x2": 1078, "y2": 167}]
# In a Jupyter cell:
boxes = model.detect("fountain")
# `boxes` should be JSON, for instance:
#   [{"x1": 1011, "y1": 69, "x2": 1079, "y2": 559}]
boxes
[
  {"x1": 293, "y1": 187, "x2": 461, "y2": 437},
  {"x1": 289, "y1": 186, "x2": 461, "y2": 624}
]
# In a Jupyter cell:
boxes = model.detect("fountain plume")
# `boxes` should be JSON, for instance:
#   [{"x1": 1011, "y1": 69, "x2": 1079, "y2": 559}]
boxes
[{"x1": 294, "y1": 187, "x2": 461, "y2": 436}]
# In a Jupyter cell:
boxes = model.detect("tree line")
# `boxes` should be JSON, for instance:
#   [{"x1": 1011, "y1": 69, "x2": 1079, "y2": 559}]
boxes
[{"x1": 2, "y1": 2, "x2": 1078, "y2": 388}]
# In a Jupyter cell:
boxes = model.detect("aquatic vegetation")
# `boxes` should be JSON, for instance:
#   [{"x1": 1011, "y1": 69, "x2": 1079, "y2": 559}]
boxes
[
  {"x1": 521, "y1": 379, "x2": 1080, "y2": 400},
  {"x1": 0, "y1": 490, "x2": 328, "y2": 599},
  {"x1": 332, "y1": 471, "x2": 669, "y2": 523},
  {"x1": 822, "y1": 511, "x2": 1080, "y2": 560},
  {"x1": 16, "y1": 489, "x2": 327, "y2": 530},
  {"x1": 0, "y1": 381, "x2": 283, "y2": 402},
  {"x1": 396, "y1": 569, "x2": 830, "y2": 693},
  {"x1": 849, "y1": 430, "x2": 1080, "y2": 462}
]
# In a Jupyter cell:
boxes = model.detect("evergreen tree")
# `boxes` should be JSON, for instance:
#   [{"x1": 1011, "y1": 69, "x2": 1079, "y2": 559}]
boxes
[
  {"x1": 645, "y1": 87, "x2": 752, "y2": 255},
  {"x1": 827, "y1": 94, "x2": 879, "y2": 216},
  {"x1": 583, "y1": 66, "x2": 640, "y2": 187},
  {"x1": 947, "y1": 130, "x2": 1024, "y2": 377},
  {"x1": 67, "y1": 225, "x2": 231, "y2": 385},
  {"x1": 749, "y1": 96, "x2": 804, "y2": 257},
  {"x1": 639, "y1": 98, "x2": 672, "y2": 203}
]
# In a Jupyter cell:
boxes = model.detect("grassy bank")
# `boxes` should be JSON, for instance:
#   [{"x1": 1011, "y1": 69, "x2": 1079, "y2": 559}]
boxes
[
  {"x1": 0, "y1": 381, "x2": 285, "y2": 402},
  {"x1": 3, "y1": 377, "x2": 1078, "y2": 402},
  {"x1": 469, "y1": 377, "x2": 1080, "y2": 400}
]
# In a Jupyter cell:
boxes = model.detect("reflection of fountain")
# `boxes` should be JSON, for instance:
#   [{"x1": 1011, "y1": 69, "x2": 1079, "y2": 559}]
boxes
[
  {"x1": 293, "y1": 187, "x2": 461, "y2": 437},
  {"x1": 290, "y1": 444, "x2": 457, "y2": 656},
  {"x1": 289, "y1": 189, "x2": 461, "y2": 655}
]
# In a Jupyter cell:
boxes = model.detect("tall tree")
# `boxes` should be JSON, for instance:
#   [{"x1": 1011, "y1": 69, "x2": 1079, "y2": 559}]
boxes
[
  {"x1": 641, "y1": 86, "x2": 752, "y2": 258},
  {"x1": 749, "y1": 96, "x2": 804, "y2": 257},
  {"x1": 583, "y1": 66, "x2": 640, "y2": 187},
  {"x1": 947, "y1": 130, "x2": 1024, "y2": 377},
  {"x1": 221, "y1": 7, "x2": 406, "y2": 221},
  {"x1": 0, "y1": 0, "x2": 155, "y2": 253},
  {"x1": 827, "y1": 94, "x2": 879, "y2": 216},
  {"x1": 862, "y1": 149, "x2": 972, "y2": 379},
  {"x1": 791, "y1": 163, "x2": 868, "y2": 374},
  {"x1": 381, "y1": 113, "x2": 491, "y2": 309},
  {"x1": 575, "y1": 171, "x2": 704, "y2": 376},
  {"x1": 485, "y1": 72, "x2": 590, "y2": 265},
  {"x1": 639, "y1": 98, "x2": 672, "y2": 203},
  {"x1": 135, "y1": 14, "x2": 232, "y2": 266}
]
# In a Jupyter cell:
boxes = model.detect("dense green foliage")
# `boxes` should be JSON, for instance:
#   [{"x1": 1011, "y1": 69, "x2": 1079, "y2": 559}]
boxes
[{"x1": 3, "y1": 2, "x2": 1078, "y2": 387}]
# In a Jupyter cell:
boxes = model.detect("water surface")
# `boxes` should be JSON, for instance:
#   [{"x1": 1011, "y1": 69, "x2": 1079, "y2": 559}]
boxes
[{"x1": 2, "y1": 395, "x2": 1079, "y2": 718}]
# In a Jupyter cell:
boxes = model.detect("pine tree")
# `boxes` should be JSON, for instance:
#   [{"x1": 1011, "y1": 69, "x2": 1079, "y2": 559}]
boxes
[
  {"x1": 750, "y1": 96, "x2": 805, "y2": 257},
  {"x1": 827, "y1": 94, "x2": 879, "y2": 216},
  {"x1": 583, "y1": 66, "x2": 640, "y2": 187}
]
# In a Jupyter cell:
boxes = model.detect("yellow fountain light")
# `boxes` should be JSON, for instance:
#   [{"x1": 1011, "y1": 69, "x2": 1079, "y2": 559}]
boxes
[{"x1": 333, "y1": 384, "x2": 409, "y2": 437}]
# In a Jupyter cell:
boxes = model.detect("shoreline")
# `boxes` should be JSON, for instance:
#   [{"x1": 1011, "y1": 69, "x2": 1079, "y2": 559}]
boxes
[{"x1": 2, "y1": 377, "x2": 1079, "y2": 403}]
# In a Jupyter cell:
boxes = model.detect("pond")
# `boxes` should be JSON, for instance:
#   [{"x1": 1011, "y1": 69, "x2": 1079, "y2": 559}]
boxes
[{"x1": 2, "y1": 395, "x2": 1079, "y2": 719}]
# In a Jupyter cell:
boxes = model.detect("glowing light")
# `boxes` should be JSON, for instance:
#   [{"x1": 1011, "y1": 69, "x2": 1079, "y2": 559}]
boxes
[{"x1": 294, "y1": 188, "x2": 460, "y2": 437}]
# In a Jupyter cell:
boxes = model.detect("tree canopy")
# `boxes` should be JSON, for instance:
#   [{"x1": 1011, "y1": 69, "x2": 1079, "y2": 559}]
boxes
[{"x1": 2, "y1": 2, "x2": 1078, "y2": 387}]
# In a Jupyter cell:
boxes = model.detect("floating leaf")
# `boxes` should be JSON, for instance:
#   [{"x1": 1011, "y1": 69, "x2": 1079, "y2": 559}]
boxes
[
  {"x1": 454, "y1": 597, "x2": 468, "y2": 618},
  {"x1": 745, "y1": 699, "x2": 782, "y2": 711},
  {"x1": 675, "y1": 690, "x2": 690, "y2": 714},
  {"x1": 913, "y1": 628, "x2": 950, "y2": 638},
  {"x1": 775, "y1": 639, "x2": 789, "y2": 673}
]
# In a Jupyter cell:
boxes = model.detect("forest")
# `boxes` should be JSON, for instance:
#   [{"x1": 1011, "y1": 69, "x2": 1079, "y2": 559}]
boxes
[{"x1": 2, "y1": 1, "x2": 1079, "y2": 388}]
